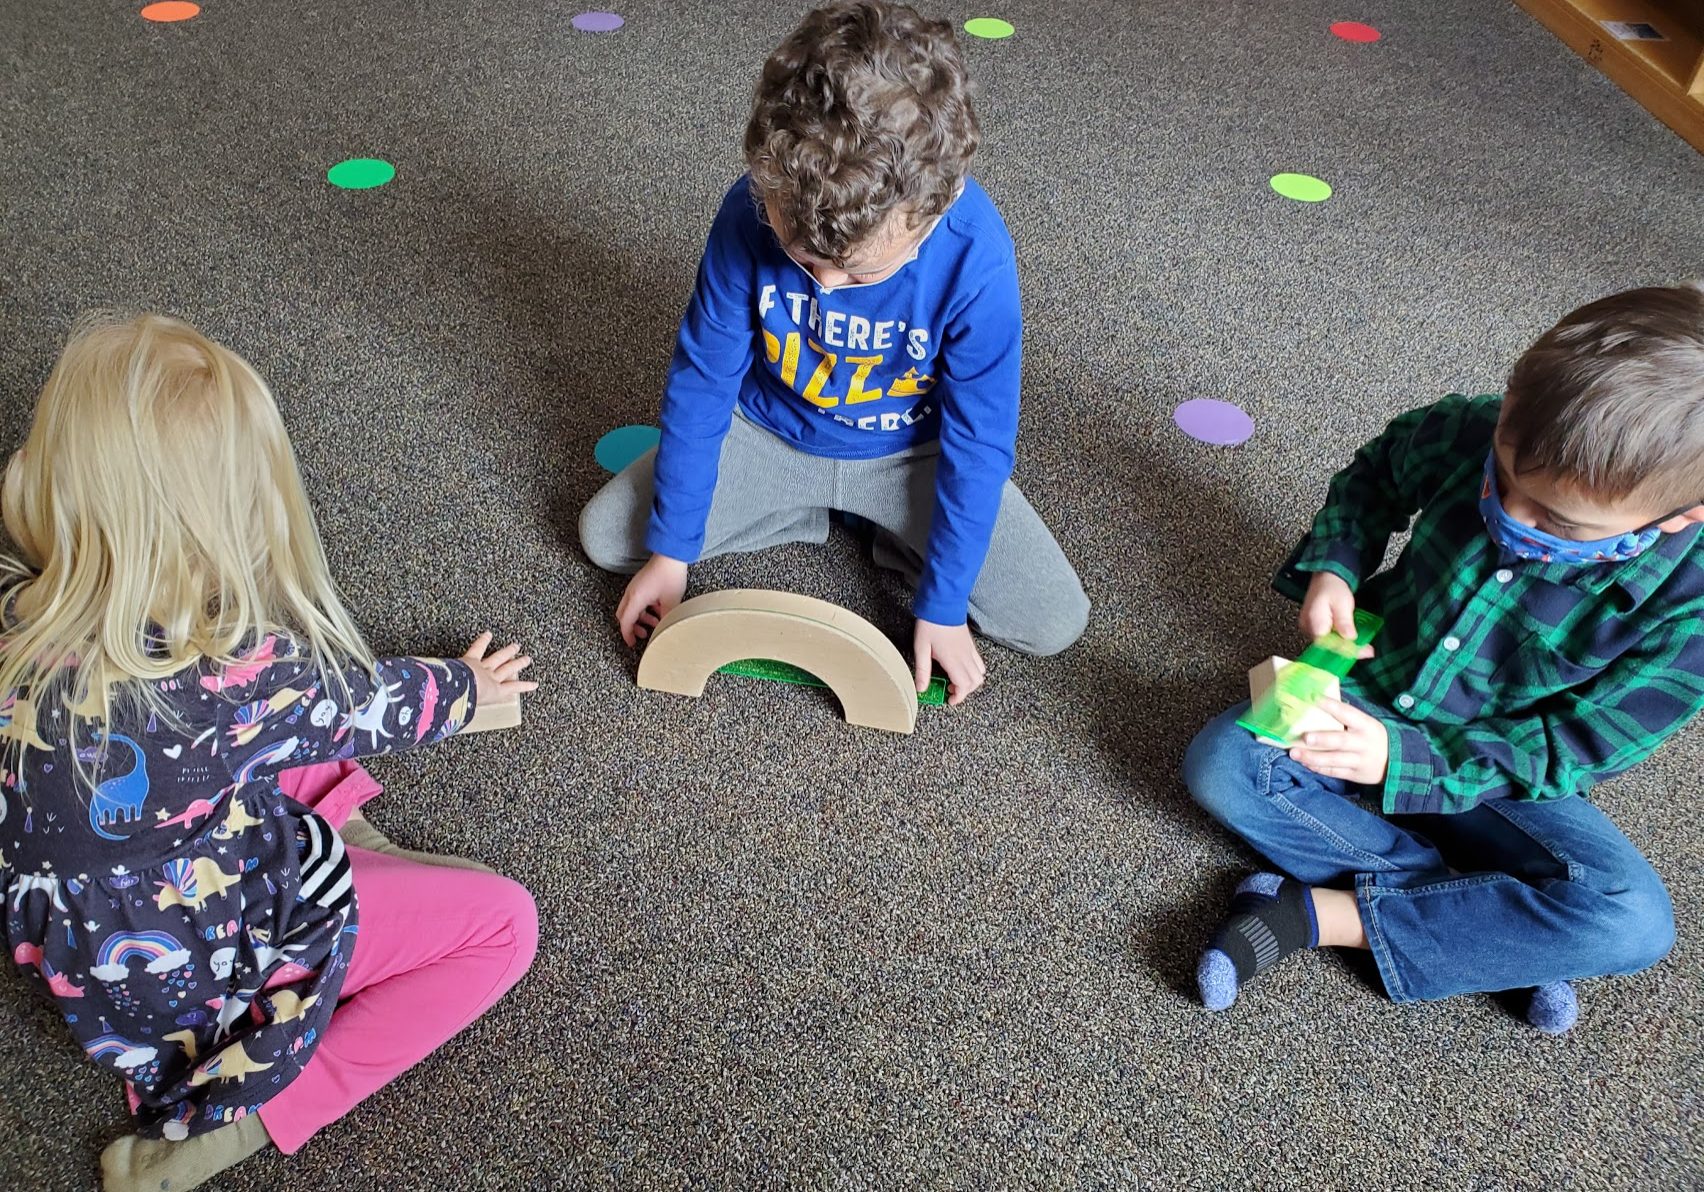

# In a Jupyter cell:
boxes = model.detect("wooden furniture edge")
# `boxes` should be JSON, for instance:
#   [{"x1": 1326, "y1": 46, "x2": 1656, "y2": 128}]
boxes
[{"x1": 1513, "y1": 0, "x2": 1704, "y2": 152}]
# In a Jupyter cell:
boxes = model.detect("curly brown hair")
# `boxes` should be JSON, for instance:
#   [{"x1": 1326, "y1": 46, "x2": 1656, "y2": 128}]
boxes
[{"x1": 744, "y1": 1, "x2": 980, "y2": 267}]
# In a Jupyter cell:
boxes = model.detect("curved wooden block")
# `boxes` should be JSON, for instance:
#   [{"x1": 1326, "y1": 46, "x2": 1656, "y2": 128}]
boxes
[{"x1": 636, "y1": 589, "x2": 918, "y2": 734}]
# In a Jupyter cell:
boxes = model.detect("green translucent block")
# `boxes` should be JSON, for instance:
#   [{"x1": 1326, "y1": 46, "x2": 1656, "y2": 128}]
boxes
[
  {"x1": 716, "y1": 657, "x2": 948, "y2": 706},
  {"x1": 1238, "y1": 608, "x2": 1384, "y2": 746}
]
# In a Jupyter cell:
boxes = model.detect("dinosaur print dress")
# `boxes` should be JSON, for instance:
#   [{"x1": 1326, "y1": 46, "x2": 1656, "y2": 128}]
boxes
[{"x1": 0, "y1": 634, "x2": 475, "y2": 1140}]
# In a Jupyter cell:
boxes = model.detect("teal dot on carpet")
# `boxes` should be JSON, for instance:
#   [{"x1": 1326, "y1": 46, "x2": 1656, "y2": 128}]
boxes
[{"x1": 595, "y1": 424, "x2": 660, "y2": 473}]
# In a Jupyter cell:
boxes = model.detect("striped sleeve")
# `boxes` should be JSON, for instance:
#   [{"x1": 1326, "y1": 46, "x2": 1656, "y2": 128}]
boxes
[{"x1": 295, "y1": 812, "x2": 354, "y2": 914}]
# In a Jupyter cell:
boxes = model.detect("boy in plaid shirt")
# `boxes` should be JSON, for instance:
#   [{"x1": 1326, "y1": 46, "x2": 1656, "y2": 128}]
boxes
[{"x1": 1184, "y1": 283, "x2": 1704, "y2": 1033}]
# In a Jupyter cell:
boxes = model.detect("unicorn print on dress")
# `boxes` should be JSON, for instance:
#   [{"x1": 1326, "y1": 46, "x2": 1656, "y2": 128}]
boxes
[
  {"x1": 341, "y1": 681, "x2": 403, "y2": 749},
  {"x1": 413, "y1": 664, "x2": 441, "y2": 743},
  {"x1": 79, "y1": 732, "x2": 151, "y2": 840},
  {"x1": 266, "y1": 988, "x2": 319, "y2": 1023},
  {"x1": 444, "y1": 688, "x2": 472, "y2": 734},
  {"x1": 246, "y1": 924, "x2": 311, "y2": 971},
  {"x1": 162, "y1": 1028, "x2": 199, "y2": 1061},
  {"x1": 41, "y1": 958, "x2": 86, "y2": 998}
]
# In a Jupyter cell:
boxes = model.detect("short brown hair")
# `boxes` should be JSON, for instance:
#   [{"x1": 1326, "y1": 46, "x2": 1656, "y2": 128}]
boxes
[
  {"x1": 1502, "y1": 282, "x2": 1704, "y2": 508},
  {"x1": 744, "y1": 1, "x2": 979, "y2": 266}
]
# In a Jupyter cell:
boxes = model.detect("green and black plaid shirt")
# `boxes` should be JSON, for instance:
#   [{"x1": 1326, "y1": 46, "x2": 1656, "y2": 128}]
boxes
[{"x1": 1277, "y1": 393, "x2": 1704, "y2": 816}]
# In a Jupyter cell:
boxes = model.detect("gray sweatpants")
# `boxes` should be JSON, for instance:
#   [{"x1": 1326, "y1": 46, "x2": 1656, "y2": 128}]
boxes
[{"x1": 578, "y1": 412, "x2": 1089, "y2": 656}]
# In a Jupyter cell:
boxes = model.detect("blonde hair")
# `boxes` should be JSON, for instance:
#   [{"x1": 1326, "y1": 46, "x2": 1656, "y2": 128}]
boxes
[{"x1": 0, "y1": 312, "x2": 372, "y2": 745}]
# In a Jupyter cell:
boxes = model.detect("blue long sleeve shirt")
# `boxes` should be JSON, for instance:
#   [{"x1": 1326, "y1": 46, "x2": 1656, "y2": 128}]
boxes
[{"x1": 647, "y1": 176, "x2": 1023, "y2": 625}]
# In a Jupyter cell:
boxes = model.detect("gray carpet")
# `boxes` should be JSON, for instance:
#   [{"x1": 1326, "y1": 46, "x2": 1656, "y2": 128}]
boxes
[{"x1": 3, "y1": 0, "x2": 1703, "y2": 1187}]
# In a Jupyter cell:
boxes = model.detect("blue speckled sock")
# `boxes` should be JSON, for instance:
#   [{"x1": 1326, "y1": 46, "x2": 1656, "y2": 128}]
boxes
[
  {"x1": 1525, "y1": 981, "x2": 1578, "y2": 1035},
  {"x1": 1197, "y1": 873, "x2": 1319, "y2": 1011}
]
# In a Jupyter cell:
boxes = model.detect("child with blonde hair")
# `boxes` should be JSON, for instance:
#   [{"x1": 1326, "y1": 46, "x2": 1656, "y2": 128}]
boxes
[{"x1": 0, "y1": 314, "x2": 540, "y2": 1190}]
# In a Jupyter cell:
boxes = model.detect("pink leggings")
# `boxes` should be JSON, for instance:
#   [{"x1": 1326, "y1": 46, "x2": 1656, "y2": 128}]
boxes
[{"x1": 253, "y1": 761, "x2": 539, "y2": 1154}]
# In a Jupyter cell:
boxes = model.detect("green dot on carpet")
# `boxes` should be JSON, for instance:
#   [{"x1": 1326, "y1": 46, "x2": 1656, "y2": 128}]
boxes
[
  {"x1": 327, "y1": 158, "x2": 396, "y2": 190},
  {"x1": 964, "y1": 18, "x2": 1014, "y2": 39},
  {"x1": 1269, "y1": 173, "x2": 1332, "y2": 202}
]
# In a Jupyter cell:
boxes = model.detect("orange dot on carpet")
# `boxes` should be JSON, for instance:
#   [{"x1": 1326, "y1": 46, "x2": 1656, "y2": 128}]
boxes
[{"x1": 141, "y1": 1, "x2": 200, "y2": 21}]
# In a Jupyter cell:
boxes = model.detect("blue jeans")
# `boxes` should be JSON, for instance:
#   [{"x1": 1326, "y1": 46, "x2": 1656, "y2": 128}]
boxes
[{"x1": 1183, "y1": 704, "x2": 1676, "y2": 1003}]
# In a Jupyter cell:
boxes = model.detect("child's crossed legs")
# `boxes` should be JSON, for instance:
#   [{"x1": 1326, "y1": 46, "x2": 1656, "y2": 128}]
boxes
[{"x1": 1183, "y1": 704, "x2": 1674, "y2": 1013}]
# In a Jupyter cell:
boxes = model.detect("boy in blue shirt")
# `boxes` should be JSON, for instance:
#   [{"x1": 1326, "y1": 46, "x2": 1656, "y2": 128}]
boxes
[{"x1": 579, "y1": 1, "x2": 1088, "y2": 704}]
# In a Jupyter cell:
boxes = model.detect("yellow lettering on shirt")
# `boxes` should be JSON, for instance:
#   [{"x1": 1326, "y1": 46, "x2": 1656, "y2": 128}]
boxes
[
  {"x1": 844, "y1": 355, "x2": 886, "y2": 404},
  {"x1": 801, "y1": 339, "x2": 840, "y2": 408}
]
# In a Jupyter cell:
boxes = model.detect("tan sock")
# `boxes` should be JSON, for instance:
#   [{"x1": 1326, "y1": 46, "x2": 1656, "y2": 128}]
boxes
[
  {"x1": 101, "y1": 1113, "x2": 270, "y2": 1192},
  {"x1": 340, "y1": 815, "x2": 494, "y2": 873}
]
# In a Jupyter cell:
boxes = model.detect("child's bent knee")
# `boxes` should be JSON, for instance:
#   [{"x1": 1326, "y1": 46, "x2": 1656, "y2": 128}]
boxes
[
  {"x1": 577, "y1": 495, "x2": 644, "y2": 575},
  {"x1": 1600, "y1": 875, "x2": 1675, "y2": 974},
  {"x1": 980, "y1": 581, "x2": 1089, "y2": 656},
  {"x1": 1029, "y1": 586, "x2": 1090, "y2": 657},
  {"x1": 495, "y1": 878, "x2": 540, "y2": 975},
  {"x1": 1183, "y1": 706, "x2": 1264, "y2": 825}
]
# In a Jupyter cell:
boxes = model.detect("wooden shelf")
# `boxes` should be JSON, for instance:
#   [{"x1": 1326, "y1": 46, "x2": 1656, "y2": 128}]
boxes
[{"x1": 1515, "y1": 0, "x2": 1704, "y2": 150}]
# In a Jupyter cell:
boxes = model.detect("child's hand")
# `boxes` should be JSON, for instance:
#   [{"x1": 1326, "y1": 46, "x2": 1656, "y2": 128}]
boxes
[
  {"x1": 914, "y1": 619, "x2": 985, "y2": 706},
  {"x1": 462, "y1": 632, "x2": 539, "y2": 706},
  {"x1": 1299, "y1": 571, "x2": 1373, "y2": 658},
  {"x1": 1288, "y1": 697, "x2": 1389, "y2": 784},
  {"x1": 616, "y1": 554, "x2": 689, "y2": 646}
]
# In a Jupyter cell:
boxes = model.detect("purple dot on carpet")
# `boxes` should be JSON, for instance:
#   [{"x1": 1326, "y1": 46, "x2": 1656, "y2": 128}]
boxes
[
  {"x1": 572, "y1": 11, "x2": 624, "y2": 32},
  {"x1": 1174, "y1": 399, "x2": 1255, "y2": 446}
]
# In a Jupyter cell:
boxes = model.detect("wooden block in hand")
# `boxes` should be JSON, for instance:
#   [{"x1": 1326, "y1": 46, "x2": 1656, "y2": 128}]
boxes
[{"x1": 464, "y1": 695, "x2": 522, "y2": 735}]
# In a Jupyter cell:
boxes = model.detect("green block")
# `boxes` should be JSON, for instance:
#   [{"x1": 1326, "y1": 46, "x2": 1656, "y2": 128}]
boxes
[
  {"x1": 1296, "y1": 608, "x2": 1385, "y2": 677},
  {"x1": 1237, "y1": 609, "x2": 1384, "y2": 745},
  {"x1": 716, "y1": 657, "x2": 947, "y2": 706}
]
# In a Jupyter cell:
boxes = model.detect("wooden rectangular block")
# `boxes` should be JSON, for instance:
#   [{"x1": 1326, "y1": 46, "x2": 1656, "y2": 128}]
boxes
[{"x1": 463, "y1": 695, "x2": 522, "y2": 735}]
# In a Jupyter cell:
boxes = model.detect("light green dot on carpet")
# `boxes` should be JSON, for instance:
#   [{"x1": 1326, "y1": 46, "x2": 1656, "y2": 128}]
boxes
[
  {"x1": 964, "y1": 17, "x2": 1014, "y2": 39},
  {"x1": 327, "y1": 158, "x2": 396, "y2": 190},
  {"x1": 1269, "y1": 172, "x2": 1332, "y2": 202}
]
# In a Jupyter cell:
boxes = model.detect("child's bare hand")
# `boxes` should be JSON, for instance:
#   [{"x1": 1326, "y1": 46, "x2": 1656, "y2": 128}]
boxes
[
  {"x1": 461, "y1": 632, "x2": 539, "y2": 706},
  {"x1": 914, "y1": 618, "x2": 985, "y2": 706},
  {"x1": 1288, "y1": 697, "x2": 1389, "y2": 784},
  {"x1": 616, "y1": 554, "x2": 689, "y2": 647},
  {"x1": 1299, "y1": 571, "x2": 1373, "y2": 658}
]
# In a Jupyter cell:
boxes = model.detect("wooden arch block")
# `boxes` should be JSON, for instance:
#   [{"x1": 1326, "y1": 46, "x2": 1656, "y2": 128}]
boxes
[{"x1": 637, "y1": 589, "x2": 919, "y2": 734}]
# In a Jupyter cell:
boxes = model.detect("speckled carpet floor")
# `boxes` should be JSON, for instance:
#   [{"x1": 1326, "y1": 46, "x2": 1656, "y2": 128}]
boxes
[{"x1": 2, "y1": 1, "x2": 1702, "y2": 1188}]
